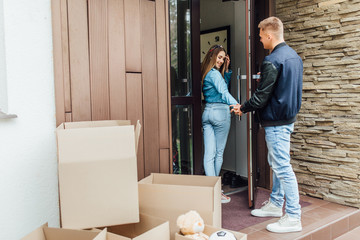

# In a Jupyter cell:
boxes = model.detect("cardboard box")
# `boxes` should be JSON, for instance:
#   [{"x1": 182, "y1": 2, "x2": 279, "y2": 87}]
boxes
[
  {"x1": 21, "y1": 223, "x2": 113, "y2": 240},
  {"x1": 138, "y1": 173, "x2": 221, "y2": 240},
  {"x1": 98, "y1": 213, "x2": 170, "y2": 240},
  {"x1": 175, "y1": 225, "x2": 247, "y2": 240},
  {"x1": 56, "y1": 120, "x2": 141, "y2": 229}
]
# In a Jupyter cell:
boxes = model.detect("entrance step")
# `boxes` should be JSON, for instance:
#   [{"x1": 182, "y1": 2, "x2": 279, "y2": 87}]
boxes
[
  {"x1": 241, "y1": 195, "x2": 360, "y2": 240},
  {"x1": 335, "y1": 226, "x2": 360, "y2": 240}
]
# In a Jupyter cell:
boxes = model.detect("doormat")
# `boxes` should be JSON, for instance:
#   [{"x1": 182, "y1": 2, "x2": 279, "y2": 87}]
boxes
[{"x1": 222, "y1": 188, "x2": 311, "y2": 231}]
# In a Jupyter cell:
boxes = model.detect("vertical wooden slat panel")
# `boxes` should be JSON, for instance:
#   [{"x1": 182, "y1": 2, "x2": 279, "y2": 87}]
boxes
[
  {"x1": 141, "y1": 0, "x2": 160, "y2": 176},
  {"x1": 65, "y1": 112, "x2": 72, "y2": 122},
  {"x1": 124, "y1": 0, "x2": 142, "y2": 72},
  {"x1": 126, "y1": 73, "x2": 145, "y2": 180},
  {"x1": 108, "y1": 0, "x2": 127, "y2": 120},
  {"x1": 88, "y1": 0, "x2": 109, "y2": 120},
  {"x1": 67, "y1": 0, "x2": 91, "y2": 121},
  {"x1": 140, "y1": 0, "x2": 160, "y2": 176},
  {"x1": 156, "y1": 0, "x2": 170, "y2": 149},
  {"x1": 60, "y1": 0, "x2": 71, "y2": 113},
  {"x1": 51, "y1": 0, "x2": 65, "y2": 126},
  {"x1": 160, "y1": 149, "x2": 170, "y2": 174},
  {"x1": 165, "y1": 0, "x2": 173, "y2": 173}
]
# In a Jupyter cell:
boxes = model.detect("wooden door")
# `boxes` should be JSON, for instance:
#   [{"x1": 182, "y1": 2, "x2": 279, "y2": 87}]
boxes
[
  {"x1": 252, "y1": 0, "x2": 274, "y2": 191},
  {"x1": 51, "y1": 0, "x2": 172, "y2": 180},
  {"x1": 247, "y1": 0, "x2": 275, "y2": 207}
]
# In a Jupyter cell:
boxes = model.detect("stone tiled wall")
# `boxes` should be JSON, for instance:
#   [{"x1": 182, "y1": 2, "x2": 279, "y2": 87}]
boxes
[{"x1": 276, "y1": 0, "x2": 360, "y2": 208}]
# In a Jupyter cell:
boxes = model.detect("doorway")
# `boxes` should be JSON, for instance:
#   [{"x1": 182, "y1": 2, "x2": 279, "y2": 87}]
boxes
[
  {"x1": 169, "y1": 0, "x2": 272, "y2": 207},
  {"x1": 200, "y1": 0, "x2": 249, "y2": 185}
]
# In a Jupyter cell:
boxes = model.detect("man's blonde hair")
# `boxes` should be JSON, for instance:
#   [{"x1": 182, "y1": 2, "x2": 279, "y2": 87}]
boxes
[{"x1": 258, "y1": 16, "x2": 284, "y2": 39}]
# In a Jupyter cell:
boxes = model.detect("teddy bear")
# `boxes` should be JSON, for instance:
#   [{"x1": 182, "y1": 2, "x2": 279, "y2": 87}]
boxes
[{"x1": 176, "y1": 210, "x2": 209, "y2": 240}]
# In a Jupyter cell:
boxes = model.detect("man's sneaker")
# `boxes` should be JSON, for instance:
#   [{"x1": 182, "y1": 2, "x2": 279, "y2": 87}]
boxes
[
  {"x1": 251, "y1": 199, "x2": 282, "y2": 217},
  {"x1": 266, "y1": 214, "x2": 302, "y2": 233},
  {"x1": 221, "y1": 193, "x2": 231, "y2": 203}
]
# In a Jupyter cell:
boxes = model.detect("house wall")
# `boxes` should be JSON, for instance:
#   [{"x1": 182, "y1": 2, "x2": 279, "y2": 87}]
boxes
[
  {"x1": 0, "y1": 0, "x2": 59, "y2": 239},
  {"x1": 276, "y1": 0, "x2": 360, "y2": 207}
]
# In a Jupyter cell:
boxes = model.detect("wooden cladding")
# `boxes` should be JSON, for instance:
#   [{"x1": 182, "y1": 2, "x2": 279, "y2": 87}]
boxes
[
  {"x1": 51, "y1": 0, "x2": 172, "y2": 179},
  {"x1": 124, "y1": 0, "x2": 142, "y2": 72}
]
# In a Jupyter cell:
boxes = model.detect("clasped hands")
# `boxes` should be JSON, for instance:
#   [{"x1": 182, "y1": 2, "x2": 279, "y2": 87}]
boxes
[{"x1": 230, "y1": 104, "x2": 243, "y2": 116}]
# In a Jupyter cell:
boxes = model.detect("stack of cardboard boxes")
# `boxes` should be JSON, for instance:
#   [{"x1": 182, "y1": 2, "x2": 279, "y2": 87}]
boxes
[{"x1": 21, "y1": 120, "x2": 246, "y2": 240}]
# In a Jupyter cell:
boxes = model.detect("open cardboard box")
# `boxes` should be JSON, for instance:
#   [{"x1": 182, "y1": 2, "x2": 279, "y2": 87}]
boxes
[
  {"x1": 138, "y1": 173, "x2": 221, "y2": 240},
  {"x1": 175, "y1": 225, "x2": 247, "y2": 240},
  {"x1": 56, "y1": 120, "x2": 141, "y2": 229},
  {"x1": 21, "y1": 223, "x2": 113, "y2": 240},
  {"x1": 96, "y1": 213, "x2": 170, "y2": 240}
]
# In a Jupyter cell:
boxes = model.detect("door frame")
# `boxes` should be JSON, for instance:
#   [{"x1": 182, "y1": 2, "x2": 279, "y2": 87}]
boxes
[
  {"x1": 191, "y1": 0, "x2": 203, "y2": 175},
  {"x1": 170, "y1": 0, "x2": 202, "y2": 175}
]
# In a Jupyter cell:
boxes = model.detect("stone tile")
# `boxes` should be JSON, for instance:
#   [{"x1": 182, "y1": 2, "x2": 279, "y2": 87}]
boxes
[
  {"x1": 303, "y1": 206, "x2": 339, "y2": 221},
  {"x1": 311, "y1": 225, "x2": 332, "y2": 240},
  {"x1": 296, "y1": 235, "x2": 312, "y2": 240},
  {"x1": 321, "y1": 202, "x2": 358, "y2": 215},
  {"x1": 238, "y1": 226, "x2": 257, "y2": 235},
  {"x1": 331, "y1": 216, "x2": 349, "y2": 239},
  {"x1": 349, "y1": 210, "x2": 360, "y2": 230},
  {"x1": 250, "y1": 218, "x2": 278, "y2": 231},
  {"x1": 335, "y1": 226, "x2": 360, "y2": 240},
  {"x1": 247, "y1": 230, "x2": 281, "y2": 240}
]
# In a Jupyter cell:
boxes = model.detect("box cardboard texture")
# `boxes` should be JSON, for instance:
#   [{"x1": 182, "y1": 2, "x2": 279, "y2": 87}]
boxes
[
  {"x1": 56, "y1": 120, "x2": 141, "y2": 229},
  {"x1": 138, "y1": 173, "x2": 221, "y2": 240},
  {"x1": 175, "y1": 225, "x2": 247, "y2": 240},
  {"x1": 21, "y1": 223, "x2": 112, "y2": 240},
  {"x1": 98, "y1": 213, "x2": 170, "y2": 240}
]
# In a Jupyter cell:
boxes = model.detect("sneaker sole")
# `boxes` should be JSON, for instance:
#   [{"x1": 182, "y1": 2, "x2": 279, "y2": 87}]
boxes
[
  {"x1": 251, "y1": 211, "x2": 282, "y2": 217},
  {"x1": 266, "y1": 225, "x2": 302, "y2": 233},
  {"x1": 221, "y1": 199, "x2": 231, "y2": 203}
]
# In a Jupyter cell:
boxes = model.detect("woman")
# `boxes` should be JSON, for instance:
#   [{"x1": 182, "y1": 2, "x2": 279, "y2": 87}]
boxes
[{"x1": 201, "y1": 45, "x2": 238, "y2": 203}]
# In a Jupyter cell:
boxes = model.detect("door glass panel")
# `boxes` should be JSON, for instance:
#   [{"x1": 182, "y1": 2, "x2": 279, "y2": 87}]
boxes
[
  {"x1": 169, "y1": 0, "x2": 192, "y2": 97},
  {"x1": 171, "y1": 105, "x2": 193, "y2": 174}
]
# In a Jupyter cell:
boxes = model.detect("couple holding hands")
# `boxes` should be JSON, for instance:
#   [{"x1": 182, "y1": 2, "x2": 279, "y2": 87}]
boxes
[{"x1": 201, "y1": 17, "x2": 303, "y2": 234}]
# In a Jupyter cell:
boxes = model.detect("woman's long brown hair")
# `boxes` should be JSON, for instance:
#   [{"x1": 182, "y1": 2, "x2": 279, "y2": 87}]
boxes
[{"x1": 201, "y1": 45, "x2": 227, "y2": 85}]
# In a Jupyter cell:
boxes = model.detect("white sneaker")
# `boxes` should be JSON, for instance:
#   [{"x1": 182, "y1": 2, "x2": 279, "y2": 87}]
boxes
[
  {"x1": 266, "y1": 214, "x2": 302, "y2": 233},
  {"x1": 251, "y1": 199, "x2": 283, "y2": 217},
  {"x1": 221, "y1": 193, "x2": 231, "y2": 203}
]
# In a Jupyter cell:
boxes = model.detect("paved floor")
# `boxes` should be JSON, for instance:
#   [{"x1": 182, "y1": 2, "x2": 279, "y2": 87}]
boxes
[{"x1": 240, "y1": 194, "x2": 360, "y2": 240}]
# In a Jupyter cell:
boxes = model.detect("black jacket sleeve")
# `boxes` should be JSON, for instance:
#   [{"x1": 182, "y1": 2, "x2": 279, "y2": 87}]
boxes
[{"x1": 240, "y1": 61, "x2": 278, "y2": 113}]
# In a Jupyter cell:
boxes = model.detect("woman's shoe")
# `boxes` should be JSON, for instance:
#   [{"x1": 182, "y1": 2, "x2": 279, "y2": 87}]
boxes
[{"x1": 221, "y1": 193, "x2": 231, "y2": 203}]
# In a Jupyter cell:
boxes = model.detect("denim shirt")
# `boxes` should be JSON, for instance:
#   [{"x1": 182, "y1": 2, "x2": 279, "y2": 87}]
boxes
[{"x1": 203, "y1": 68, "x2": 238, "y2": 105}]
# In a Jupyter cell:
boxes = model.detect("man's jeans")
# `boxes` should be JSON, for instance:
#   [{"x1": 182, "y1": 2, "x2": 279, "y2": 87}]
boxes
[
  {"x1": 264, "y1": 123, "x2": 301, "y2": 219},
  {"x1": 202, "y1": 103, "x2": 231, "y2": 176}
]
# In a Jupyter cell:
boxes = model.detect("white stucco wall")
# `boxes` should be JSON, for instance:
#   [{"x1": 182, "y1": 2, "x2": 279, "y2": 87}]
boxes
[{"x1": 0, "y1": 0, "x2": 59, "y2": 239}]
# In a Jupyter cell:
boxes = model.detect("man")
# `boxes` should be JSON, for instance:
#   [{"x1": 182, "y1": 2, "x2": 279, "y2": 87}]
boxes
[{"x1": 231, "y1": 16, "x2": 303, "y2": 233}]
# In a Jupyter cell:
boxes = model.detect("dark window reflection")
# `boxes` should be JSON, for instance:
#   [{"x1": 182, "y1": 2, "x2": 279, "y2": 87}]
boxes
[
  {"x1": 172, "y1": 105, "x2": 193, "y2": 174},
  {"x1": 169, "y1": 0, "x2": 192, "y2": 97}
]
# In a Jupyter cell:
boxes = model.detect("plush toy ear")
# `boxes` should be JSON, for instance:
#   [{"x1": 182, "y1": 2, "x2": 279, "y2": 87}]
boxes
[{"x1": 176, "y1": 214, "x2": 185, "y2": 228}]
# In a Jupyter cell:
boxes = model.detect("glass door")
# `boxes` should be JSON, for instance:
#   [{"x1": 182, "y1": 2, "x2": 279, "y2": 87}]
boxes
[{"x1": 169, "y1": 0, "x2": 202, "y2": 175}]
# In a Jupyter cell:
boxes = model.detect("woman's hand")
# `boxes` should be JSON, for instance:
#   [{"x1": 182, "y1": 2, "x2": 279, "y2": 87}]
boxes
[
  {"x1": 224, "y1": 55, "x2": 230, "y2": 72},
  {"x1": 230, "y1": 104, "x2": 242, "y2": 116}
]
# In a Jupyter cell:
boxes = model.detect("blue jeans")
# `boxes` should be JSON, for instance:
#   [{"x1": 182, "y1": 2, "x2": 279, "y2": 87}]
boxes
[
  {"x1": 264, "y1": 123, "x2": 301, "y2": 219},
  {"x1": 202, "y1": 103, "x2": 231, "y2": 176}
]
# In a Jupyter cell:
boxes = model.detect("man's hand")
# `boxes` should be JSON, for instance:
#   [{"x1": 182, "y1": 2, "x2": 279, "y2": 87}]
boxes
[
  {"x1": 230, "y1": 104, "x2": 242, "y2": 116},
  {"x1": 256, "y1": 72, "x2": 261, "y2": 83}
]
